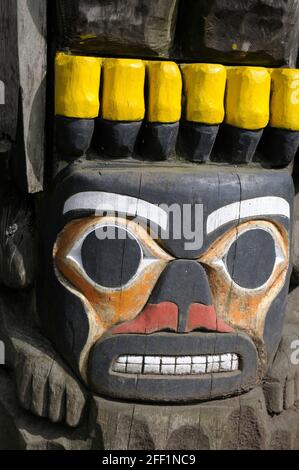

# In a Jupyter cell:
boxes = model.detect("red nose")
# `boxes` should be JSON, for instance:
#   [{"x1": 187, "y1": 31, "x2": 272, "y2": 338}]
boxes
[{"x1": 111, "y1": 302, "x2": 234, "y2": 335}]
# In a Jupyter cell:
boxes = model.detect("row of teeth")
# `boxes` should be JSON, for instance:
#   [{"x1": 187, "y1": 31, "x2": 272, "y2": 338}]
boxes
[{"x1": 112, "y1": 354, "x2": 239, "y2": 375}]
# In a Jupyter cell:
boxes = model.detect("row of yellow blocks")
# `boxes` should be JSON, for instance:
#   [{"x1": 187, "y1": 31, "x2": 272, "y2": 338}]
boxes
[{"x1": 55, "y1": 52, "x2": 299, "y2": 131}]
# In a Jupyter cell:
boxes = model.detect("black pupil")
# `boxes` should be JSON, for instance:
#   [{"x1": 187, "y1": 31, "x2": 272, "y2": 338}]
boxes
[
  {"x1": 226, "y1": 229, "x2": 276, "y2": 289},
  {"x1": 81, "y1": 227, "x2": 142, "y2": 288}
]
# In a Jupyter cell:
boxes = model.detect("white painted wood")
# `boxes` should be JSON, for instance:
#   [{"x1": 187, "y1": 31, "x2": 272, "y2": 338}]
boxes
[
  {"x1": 63, "y1": 191, "x2": 169, "y2": 230},
  {"x1": 207, "y1": 196, "x2": 290, "y2": 234}
]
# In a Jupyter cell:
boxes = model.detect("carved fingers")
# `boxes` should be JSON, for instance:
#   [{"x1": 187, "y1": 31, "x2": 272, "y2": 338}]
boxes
[
  {"x1": 263, "y1": 323, "x2": 299, "y2": 413},
  {"x1": 13, "y1": 335, "x2": 87, "y2": 427}
]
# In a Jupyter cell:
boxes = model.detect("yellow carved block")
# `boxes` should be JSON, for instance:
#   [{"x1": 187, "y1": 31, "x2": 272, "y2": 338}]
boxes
[
  {"x1": 55, "y1": 53, "x2": 101, "y2": 118},
  {"x1": 146, "y1": 61, "x2": 182, "y2": 123},
  {"x1": 270, "y1": 69, "x2": 299, "y2": 131},
  {"x1": 102, "y1": 59, "x2": 145, "y2": 121},
  {"x1": 225, "y1": 67, "x2": 271, "y2": 130},
  {"x1": 181, "y1": 64, "x2": 226, "y2": 124}
]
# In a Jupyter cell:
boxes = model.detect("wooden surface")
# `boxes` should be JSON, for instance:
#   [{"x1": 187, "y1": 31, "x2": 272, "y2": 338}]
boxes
[{"x1": 0, "y1": 0, "x2": 47, "y2": 193}]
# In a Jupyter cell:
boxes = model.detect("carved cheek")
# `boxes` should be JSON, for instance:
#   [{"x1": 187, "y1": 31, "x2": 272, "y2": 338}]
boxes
[
  {"x1": 200, "y1": 221, "x2": 289, "y2": 341},
  {"x1": 53, "y1": 216, "x2": 171, "y2": 334},
  {"x1": 204, "y1": 263, "x2": 288, "y2": 340},
  {"x1": 55, "y1": 254, "x2": 168, "y2": 331}
]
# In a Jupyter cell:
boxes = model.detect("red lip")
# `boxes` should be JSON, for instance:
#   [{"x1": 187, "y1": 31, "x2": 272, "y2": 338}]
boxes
[{"x1": 111, "y1": 302, "x2": 234, "y2": 335}]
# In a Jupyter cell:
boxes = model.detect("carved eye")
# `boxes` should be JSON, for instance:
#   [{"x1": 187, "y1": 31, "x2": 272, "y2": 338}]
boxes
[
  {"x1": 200, "y1": 222, "x2": 287, "y2": 292},
  {"x1": 62, "y1": 219, "x2": 172, "y2": 291},
  {"x1": 81, "y1": 225, "x2": 142, "y2": 288},
  {"x1": 225, "y1": 228, "x2": 277, "y2": 289}
]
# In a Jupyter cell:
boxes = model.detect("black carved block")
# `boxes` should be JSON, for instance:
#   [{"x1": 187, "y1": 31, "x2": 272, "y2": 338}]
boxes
[
  {"x1": 257, "y1": 127, "x2": 299, "y2": 168},
  {"x1": 213, "y1": 124, "x2": 263, "y2": 164},
  {"x1": 178, "y1": 121, "x2": 219, "y2": 163},
  {"x1": 98, "y1": 119, "x2": 142, "y2": 158},
  {"x1": 55, "y1": 116, "x2": 94, "y2": 158},
  {"x1": 56, "y1": 0, "x2": 179, "y2": 57},
  {"x1": 139, "y1": 122, "x2": 179, "y2": 161},
  {"x1": 178, "y1": 0, "x2": 299, "y2": 67}
]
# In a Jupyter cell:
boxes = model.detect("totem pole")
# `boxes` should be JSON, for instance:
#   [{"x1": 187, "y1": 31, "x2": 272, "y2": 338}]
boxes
[{"x1": 1, "y1": 0, "x2": 299, "y2": 450}]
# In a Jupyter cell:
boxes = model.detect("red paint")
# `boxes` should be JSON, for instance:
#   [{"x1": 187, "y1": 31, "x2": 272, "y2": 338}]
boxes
[
  {"x1": 186, "y1": 304, "x2": 234, "y2": 333},
  {"x1": 111, "y1": 302, "x2": 178, "y2": 334},
  {"x1": 112, "y1": 302, "x2": 234, "y2": 335}
]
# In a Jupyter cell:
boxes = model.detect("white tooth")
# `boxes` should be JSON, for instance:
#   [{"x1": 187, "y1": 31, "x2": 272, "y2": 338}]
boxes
[
  {"x1": 206, "y1": 361, "x2": 213, "y2": 372},
  {"x1": 232, "y1": 354, "x2": 238, "y2": 362},
  {"x1": 117, "y1": 356, "x2": 128, "y2": 364},
  {"x1": 211, "y1": 361, "x2": 220, "y2": 372},
  {"x1": 231, "y1": 359, "x2": 238, "y2": 371},
  {"x1": 192, "y1": 356, "x2": 206, "y2": 364},
  {"x1": 126, "y1": 363, "x2": 143, "y2": 374},
  {"x1": 176, "y1": 356, "x2": 191, "y2": 364},
  {"x1": 191, "y1": 363, "x2": 206, "y2": 374},
  {"x1": 143, "y1": 364, "x2": 161, "y2": 374},
  {"x1": 161, "y1": 364, "x2": 175, "y2": 375},
  {"x1": 128, "y1": 356, "x2": 143, "y2": 364},
  {"x1": 175, "y1": 364, "x2": 191, "y2": 374},
  {"x1": 113, "y1": 363, "x2": 126, "y2": 373},
  {"x1": 161, "y1": 357, "x2": 175, "y2": 365},
  {"x1": 207, "y1": 356, "x2": 214, "y2": 363},
  {"x1": 220, "y1": 354, "x2": 232, "y2": 371},
  {"x1": 212, "y1": 355, "x2": 220, "y2": 362},
  {"x1": 144, "y1": 356, "x2": 160, "y2": 365}
]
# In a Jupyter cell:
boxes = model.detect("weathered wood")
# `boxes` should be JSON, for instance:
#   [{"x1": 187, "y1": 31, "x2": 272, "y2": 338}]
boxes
[
  {"x1": 56, "y1": 0, "x2": 179, "y2": 57},
  {"x1": 0, "y1": 0, "x2": 47, "y2": 193},
  {"x1": 0, "y1": 292, "x2": 88, "y2": 429},
  {"x1": 0, "y1": 186, "x2": 37, "y2": 288},
  {"x1": 179, "y1": 0, "x2": 299, "y2": 67}
]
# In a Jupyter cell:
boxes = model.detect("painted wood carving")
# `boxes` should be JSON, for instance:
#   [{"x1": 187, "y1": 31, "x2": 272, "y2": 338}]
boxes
[
  {"x1": 1, "y1": 0, "x2": 299, "y2": 450},
  {"x1": 40, "y1": 164, "x2": 292, "y2": 404}
]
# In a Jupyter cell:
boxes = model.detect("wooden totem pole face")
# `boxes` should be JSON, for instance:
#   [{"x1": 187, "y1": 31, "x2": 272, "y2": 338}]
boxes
[
  {"x1": 40, "y1": 165, "x2": 293, "y2": 402},
  {"x1": 39, "y1": 0, "x2": 298, "y2": 404}
]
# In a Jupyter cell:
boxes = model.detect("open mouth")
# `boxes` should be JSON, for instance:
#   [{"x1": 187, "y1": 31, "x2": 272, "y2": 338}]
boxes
[
  {"x1": 88, "y1": 332, "x2": 258, "y2": 402},
  {"x1": 112, "y1": 353, "x2": 239, "y2": 375}
]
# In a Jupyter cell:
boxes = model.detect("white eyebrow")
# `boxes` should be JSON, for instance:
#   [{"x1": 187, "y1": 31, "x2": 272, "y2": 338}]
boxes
[
  {"x1": 207, "y1": 196, "x2": 290, "y2": 234},
  {"x1": 63, "y1": 191, "x2": 168, "y2": 231}
]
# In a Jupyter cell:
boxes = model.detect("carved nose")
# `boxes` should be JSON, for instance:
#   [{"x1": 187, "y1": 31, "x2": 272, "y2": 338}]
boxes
[
  {"x1": 150, "y1": 259, "x2": 233, "y2": 333},
  {"x1": 112, "y1": 260, "x2": 234, "y2": 335}
]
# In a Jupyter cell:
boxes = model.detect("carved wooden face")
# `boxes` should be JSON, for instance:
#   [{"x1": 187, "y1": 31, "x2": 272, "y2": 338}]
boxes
[{"x1": 40, "y1": 162, "x2": 293, "y2": 402}]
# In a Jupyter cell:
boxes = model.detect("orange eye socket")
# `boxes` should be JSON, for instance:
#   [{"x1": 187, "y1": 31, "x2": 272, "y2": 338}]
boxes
[
  {"x1": 198, "y1": 220, "x2": 289, "y2": 342},
  {"x1": 54, "y1": 215, "x2": 173, "y2": 293},
  {"x1": 200, "y1": 220, "x2": 288, "y2": 292}
]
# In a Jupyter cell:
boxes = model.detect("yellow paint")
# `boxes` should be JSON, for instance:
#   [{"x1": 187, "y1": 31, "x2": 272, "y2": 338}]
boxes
[
  {"x1": 102, "y1": 59, "x2": 145, "y2": 121},
  {"x1": 270, "y1": 68, "x2": 299, "y2": 131},
  {"x1": 225, "y1": 67, "x2": 271, "y2": 130},
  {"x1": 180, "y1": 63, "x2": 226, "y2": 124},
  {"x1": 146, "y1": 61, "x2": 182, "y2": 122},
  {"x1": 55, "y1": 52, "x2": 101, "y2": 118}
]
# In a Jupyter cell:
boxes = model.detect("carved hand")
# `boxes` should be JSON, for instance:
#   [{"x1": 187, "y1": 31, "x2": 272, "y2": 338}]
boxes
[
  {"x1": 11, "y1": 331, "x2": 88, "y2": 428},
  {"x1": 263, "y1": 322, "x2": 299, "y2": 413}
]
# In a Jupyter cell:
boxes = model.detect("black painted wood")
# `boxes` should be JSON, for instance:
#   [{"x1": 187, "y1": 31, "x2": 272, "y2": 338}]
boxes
[
  {"x1": 81, "y1": 227, "x2": 142, "y2": 288},
  {"x1": 88, "y1": 332, "x2": 258, "y2": 402},
  {"x1": 148, "y1": 260, "x2": 212, "y2": 333},
  {"x1": 55, "y1": 116, "x2": 95, "y2": 158},
  {"x1": 257, "y1": 127, "x2": 299, "y2": 167},
  {"x1": 226, "y1": 229, "x2": 276, "y2": 289},
  {"x1": 98, "y1": 119, "x2": 142, "y2": 158},
  {"x1": 213, "y1": 124, "x2": 263, "y2": 164},
  {"x1": 139, "y1": 122, "x2": 179, "y2": 161},
  {"x1": 178, "y1": 122, "x2": 219, "y2": 163}
]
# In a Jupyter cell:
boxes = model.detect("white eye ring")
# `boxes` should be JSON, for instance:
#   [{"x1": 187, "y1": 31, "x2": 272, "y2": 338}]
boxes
[
  {"x1": 66, "y1": 222, "x2": 160, "y2": 292},
  {"x1": 209, "y1": 224, "x2": 286, "y2": 293}
]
